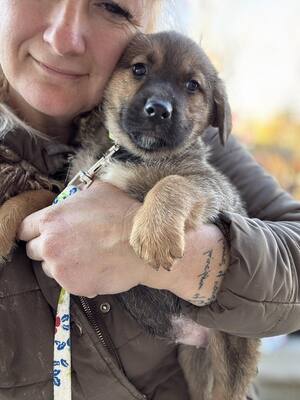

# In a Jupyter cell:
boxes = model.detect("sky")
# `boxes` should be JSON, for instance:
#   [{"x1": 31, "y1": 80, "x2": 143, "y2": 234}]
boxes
[{"x1": 159, "y1": 0, "x2": 300, "y2": 121}]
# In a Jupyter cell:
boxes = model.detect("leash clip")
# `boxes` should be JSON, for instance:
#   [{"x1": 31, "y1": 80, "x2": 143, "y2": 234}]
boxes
[
  {"x1": 68, "y1": 170, "x2": 93, "y2": 189},
  {"x1": 68, "y1": 143, "x2": 120, "y2": 190}
]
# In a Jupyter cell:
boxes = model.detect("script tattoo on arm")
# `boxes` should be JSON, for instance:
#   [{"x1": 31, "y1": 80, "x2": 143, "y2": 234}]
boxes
[{"x1": 190, "y1": 238, "x2": 229, "y2": 307}]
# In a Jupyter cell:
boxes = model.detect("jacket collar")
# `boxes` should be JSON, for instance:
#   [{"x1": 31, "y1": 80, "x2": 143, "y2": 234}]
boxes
[
  {"x1": 0, "y1": 103, "x2": 77, "y2": 178},
  {"x1": 0, "y1": 127, "x2": 75, "y2": 178}
]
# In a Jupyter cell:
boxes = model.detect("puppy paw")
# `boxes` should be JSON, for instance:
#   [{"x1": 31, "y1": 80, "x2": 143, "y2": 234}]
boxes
[
  {"x1": 130, "y1": 209, "x2": 184, "y2": 271},
  {"x1": 0, "y1": 223, "x2": 17, "y2": 264},
  {"x1": 0, "y1": 237, "x2": 15, "y2": 264}
]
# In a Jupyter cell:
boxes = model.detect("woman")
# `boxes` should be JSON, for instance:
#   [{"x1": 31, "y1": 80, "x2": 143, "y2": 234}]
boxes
[{"x1": 0, "y1": 1, "x2": 299, "y2": 399}]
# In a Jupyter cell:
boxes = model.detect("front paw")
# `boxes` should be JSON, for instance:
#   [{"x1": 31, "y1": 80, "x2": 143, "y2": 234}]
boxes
[
  {"x1": 0, "y1": 215, "x2": 17, "y2": 264},
  {"x1": 129, "y1": 209, "x2": 184, "y2": 271},
  {"x1": 0, "y1": 234, "x2": 15, "y2": 264}
]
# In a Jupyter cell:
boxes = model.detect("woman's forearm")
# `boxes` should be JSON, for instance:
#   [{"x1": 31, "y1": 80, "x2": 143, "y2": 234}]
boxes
[{"x1": 141, "y1": 224, "x2": 230, "y2": 306}]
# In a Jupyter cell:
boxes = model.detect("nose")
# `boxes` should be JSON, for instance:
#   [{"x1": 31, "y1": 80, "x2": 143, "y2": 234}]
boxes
[
  {"x1": 43, "y1": 1, "x2": 86, "y2": 56},
  {"x1": 144, "y1": 98, "x2": 173, "y2": 121}
]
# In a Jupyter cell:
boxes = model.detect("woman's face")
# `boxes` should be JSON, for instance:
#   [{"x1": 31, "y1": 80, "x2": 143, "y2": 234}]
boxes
[{"x1": 0, "y1": 0, "x2": 150, "y2": 122}]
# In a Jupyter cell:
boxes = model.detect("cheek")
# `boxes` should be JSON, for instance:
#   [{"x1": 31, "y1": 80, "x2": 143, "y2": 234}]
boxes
[
  {"x1": 187, "y1": 96, "x2": 211, "y2": 132},
  {"x1": 104, "y1": 71, "x2": 141, "y2": 116},
  {"x1": 0, "y1": 8, "x2": 15, "y2": 63},
  {"x1": 64, "y1": 33, "x2": 135, "y2": 112},
  {"x1": 0, "y1": 5, "x2": 41, "y2": 73},
  {"x1": 91, "y1": 33, "x2": 133, "y2": 86}
]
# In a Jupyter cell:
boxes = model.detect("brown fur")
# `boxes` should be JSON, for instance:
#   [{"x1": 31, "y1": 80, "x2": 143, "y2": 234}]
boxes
[
  {"x1": 0, "y1": 31, "x2": 260, "y2": 399},
  {"x1": 0, "y1": 190, "x2": 56, "y2": 262},
  {"x1": 71, "y1": 31, "x2": 260, "y2": 399},
  {"x1": 0, "y1": 143, "x2": 62, "y2": 262}
]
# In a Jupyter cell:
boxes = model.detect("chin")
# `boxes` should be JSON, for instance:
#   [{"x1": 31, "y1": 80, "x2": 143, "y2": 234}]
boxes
[
  {"x1": 127, "y1": 131, "x2": 166, "y2": 151},
  {"x1": 32, "y1": 96, "x2": 80, "y2": 120},
  {"x1": 22, "y1": 83, "x2": 90, "y2": 120}
]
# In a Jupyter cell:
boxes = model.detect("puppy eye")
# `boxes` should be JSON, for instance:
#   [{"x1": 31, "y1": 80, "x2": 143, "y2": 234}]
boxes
[
  {"x1": 132, "y1": 63, "x2": 147, "y2": 77},
  {"x1": 186, "y1": 79, "x2": 201, "y2": 93}
]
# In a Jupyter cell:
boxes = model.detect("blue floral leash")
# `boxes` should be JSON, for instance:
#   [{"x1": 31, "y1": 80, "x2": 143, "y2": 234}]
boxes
[{"x1": 52, "y1": 143, "x2": 120, "y2": 399}]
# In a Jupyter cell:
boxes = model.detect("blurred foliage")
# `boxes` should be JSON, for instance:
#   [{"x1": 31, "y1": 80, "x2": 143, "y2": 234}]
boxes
[{"x1": 235, "y1": 112, "x2": 300, "y2": 199}]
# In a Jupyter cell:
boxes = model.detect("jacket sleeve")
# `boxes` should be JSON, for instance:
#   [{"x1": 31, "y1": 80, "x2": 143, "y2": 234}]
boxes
[{"x1": 188, "y1": 128, "x2": 300, "y2": 338}]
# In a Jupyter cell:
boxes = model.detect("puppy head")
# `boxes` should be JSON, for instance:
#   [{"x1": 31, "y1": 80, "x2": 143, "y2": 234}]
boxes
[{"x1": 102, "y1": 31, "x2": 231, "y2": 158}]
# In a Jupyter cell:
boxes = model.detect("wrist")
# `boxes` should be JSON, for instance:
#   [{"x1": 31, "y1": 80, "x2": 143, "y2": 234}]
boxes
[{"x1": 140, "y1": 224, "x2": 230, "y2": 305}]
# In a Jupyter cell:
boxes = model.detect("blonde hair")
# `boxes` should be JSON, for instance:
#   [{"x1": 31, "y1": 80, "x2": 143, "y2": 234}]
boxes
[{"x1": 145, "y1": 0, "x2": 163, "y2": 33}]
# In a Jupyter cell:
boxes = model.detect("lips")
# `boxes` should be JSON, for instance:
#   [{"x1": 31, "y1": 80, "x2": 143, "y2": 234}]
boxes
[{"x1": 31, "y1": 55, "x2": 87, "y2": 79}]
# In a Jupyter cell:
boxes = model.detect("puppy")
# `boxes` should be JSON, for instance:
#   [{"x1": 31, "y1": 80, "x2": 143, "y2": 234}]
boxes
[
  {"x1": 0, "y1": 31, "x2": 260, "y2": 400},
  {"x1": 71, "y1": 31, "x2": 260, "y2": 400}
]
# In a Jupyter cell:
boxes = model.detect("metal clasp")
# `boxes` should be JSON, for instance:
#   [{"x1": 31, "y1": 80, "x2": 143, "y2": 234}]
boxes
[{"x1": 68, "y1": 143, "x2": 120, "y2": 190}]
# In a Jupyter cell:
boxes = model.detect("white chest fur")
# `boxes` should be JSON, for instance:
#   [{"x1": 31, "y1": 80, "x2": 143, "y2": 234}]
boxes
[{"x1": 100, "y1": 161, "x2": 137, "y2": 192}]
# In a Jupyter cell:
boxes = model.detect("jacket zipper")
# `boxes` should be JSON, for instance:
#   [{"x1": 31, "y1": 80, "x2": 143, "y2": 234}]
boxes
[{"x1": 79, "y1": 296, "x2": 124, "y2": 372}]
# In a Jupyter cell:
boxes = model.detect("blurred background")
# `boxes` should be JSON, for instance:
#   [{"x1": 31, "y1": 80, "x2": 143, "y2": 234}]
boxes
[{"x1": 158, "y1": 1, "x2": 300, "y2": 399}]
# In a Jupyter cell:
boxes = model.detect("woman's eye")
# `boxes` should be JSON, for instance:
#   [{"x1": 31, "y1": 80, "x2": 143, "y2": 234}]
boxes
[
  {"x1": 132, "y1": 63, "x2": 147, "y2": 77},
  {"x1": 186, "y1": 79, "x2": 201, "y2": 93},
  {"x1": 96, "y1": 1, "x2": 133, "y2": 21}
]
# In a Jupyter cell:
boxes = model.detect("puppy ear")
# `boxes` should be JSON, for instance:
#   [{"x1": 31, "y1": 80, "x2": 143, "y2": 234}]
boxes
[{"x1": 211, "y1": 78, "x2": 232, "y2": 145}]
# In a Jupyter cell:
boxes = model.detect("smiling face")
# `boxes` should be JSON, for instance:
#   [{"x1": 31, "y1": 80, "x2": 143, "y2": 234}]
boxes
[
  {"x1": 0, "y1": 0, "x2": 152, "y2": 131},
  {"x1": 103, "y1": 31, "x2": 231, "y2": 158}
]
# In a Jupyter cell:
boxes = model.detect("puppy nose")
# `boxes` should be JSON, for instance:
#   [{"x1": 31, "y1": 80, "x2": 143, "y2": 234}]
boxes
[{"x1": 144, "y1": 99, "x2": 173, "y2": 120}]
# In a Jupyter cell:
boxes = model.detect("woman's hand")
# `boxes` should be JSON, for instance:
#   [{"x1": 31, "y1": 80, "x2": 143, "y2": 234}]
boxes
[
  {"x1": 17, "y1": 180, "x2": 230, "y2": 303},
  {"x1": 17, "y1": 181, "x2": 149, "y2": 298}
]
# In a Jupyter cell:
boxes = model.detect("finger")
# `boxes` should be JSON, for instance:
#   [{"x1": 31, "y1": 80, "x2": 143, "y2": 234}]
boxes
[
  {"x1": 17, "y1": 205, "x2": 52, "y2": 241},
  {"x1": 25, "y1": 237, "x2": 44, "y2": 261},
  {"x1": 41, "y1": 261, "x2": 54, "y2": 279}
]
